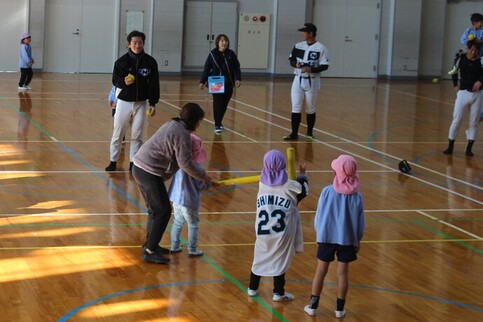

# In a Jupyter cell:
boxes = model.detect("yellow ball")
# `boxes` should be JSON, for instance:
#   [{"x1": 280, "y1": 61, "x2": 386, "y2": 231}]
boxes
[
  {"x1": 432, "y1": 77, "x2": 440, "y2": 84},
  {"x1": 127, "y1": 74, "x2": 135, "y2": 82},
  {"x1": 468, "y1": 34, "x2": 475, "y2": 41}
]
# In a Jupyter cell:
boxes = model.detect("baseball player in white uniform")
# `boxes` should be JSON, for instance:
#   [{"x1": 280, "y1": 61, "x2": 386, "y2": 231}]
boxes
[{"x1": 284, "y1": 23, "x2": 329, "y2": 141}]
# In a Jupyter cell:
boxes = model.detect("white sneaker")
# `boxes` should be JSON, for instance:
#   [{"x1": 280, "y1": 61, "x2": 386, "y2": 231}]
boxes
[
  {"x1": 18, "y1": 86, "x2": 27, "y2": 91},
  {"x1": 188, "y1": 249, "x2": 204, "y2": 257},
  {"x1": 448, "y1": 66, "x2": 458, "y2": 75},
  {"x1": 304, "y1": 305, "x2": 316, "y2": 316},
  {"x1": 273, "y1": 292, "x2": 294, "y2": 302},
  {"x1": 335, "y1": 310, "x2": 346, "y2": 318},
  {"x1": 25, "y1": 85, "x2": 32, "y2": 89},
  {"x1": 247, "y1": 288, "x2": 258, "y2": 297}
]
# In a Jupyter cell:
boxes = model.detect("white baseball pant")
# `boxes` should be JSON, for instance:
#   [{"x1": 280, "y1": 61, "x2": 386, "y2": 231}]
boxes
[{"x1": 109, "y1": 99, "x2": 148, "y2": 162}]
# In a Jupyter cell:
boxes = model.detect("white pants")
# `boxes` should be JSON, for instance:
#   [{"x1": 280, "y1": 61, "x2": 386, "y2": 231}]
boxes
[
  {"x1": 109, "y1": 99, "x2": 148, "y2": 162},
  {"x1": 448, "y1": 90, "x2": 482, "y2": 141},
  {"x1": 291, "y1": 75, "x2": 321, "y2": 114}
]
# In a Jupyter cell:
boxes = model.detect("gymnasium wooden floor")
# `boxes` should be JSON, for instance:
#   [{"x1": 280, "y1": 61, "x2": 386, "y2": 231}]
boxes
[{"x1": 0, "y1": 73, "x2": 481, "y2": 321}]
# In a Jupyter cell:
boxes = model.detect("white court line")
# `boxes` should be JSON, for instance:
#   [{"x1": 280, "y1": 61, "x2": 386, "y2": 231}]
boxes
[
  {"x1": 158, "y1": 99, "x2": 258, "y2": 142},
  {"x1": 378, "y1": 86, "x2": 454, "y2": 105},
  {"x1": 156, "y1": 97, "x2": 482, "y2": 204},
  {"x1": 230, "y1": 98, "x2": 483, "y2": 192},
  {"x1": 416, "y1": 210, "x2": 483, "y2": 240},
  {"x1": 0, "y1": 170, "x2": 128, "y2": 174},
  {"x1": 0, "y1": 213, "x2": 146, "y2": 217},
  {"x1": 0, "y1": 208, "x2": 481, "y2": 217},
  {"x1": 0, "y1": 140, "x2": 453, "y2": 144},
  {"x1": 0, "y1": 169, "x2": 392, "y2": 174}
]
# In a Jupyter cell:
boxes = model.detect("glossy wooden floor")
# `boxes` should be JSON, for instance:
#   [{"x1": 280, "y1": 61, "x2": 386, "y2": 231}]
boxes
[{"x1": 0, "y1": 73, "x2": 482, "y2": 321}]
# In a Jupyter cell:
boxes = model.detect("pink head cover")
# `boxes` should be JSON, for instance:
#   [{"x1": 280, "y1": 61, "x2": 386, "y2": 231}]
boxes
[
  {"x1": 190, "y1": 133, "x2": 207, "y2": 164},
  {"x1": 331, "y1": 154, "x2": 359, "y2": 194}
]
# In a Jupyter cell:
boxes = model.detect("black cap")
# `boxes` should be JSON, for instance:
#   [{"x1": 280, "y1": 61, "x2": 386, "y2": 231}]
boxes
[
  {"x1": 398, "y1": 160, "x2": 412, "y2": 174},
  {"x1": 298, "y1": 23, "x2": 317, "y2": 33}
]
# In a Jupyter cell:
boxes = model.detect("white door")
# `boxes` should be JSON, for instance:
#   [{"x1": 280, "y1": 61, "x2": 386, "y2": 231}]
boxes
[
  {"x1": 45, "y1": 0, "x2": 82, "y2": 72},
  {"x1": 44, "y1": 0, "x2": 116, "y2": 73},
  {"x1": 183, "y1": 1, "x2": 238, "y2": 68},
  {"x1": 183, "y1": 1, "x2": 213, "y2": 67},
  {"x1": 80, "y1": 0, "x2": 117, "y2": 73},
  {"x1": 314, "y1": 0, "x2": 380, "y2": 78},
  {"x1": 211, "y1": 2, "x2": 238, "y2": 52}
]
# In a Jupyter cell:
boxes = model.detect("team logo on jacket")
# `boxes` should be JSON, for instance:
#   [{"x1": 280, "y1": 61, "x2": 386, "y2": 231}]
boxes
[
  {"x1": 138, "y1": 68, "x2": 151, "y2": 76},
  {"x1": 309, "y1": 52, "x2": 320, "y2": 60}
]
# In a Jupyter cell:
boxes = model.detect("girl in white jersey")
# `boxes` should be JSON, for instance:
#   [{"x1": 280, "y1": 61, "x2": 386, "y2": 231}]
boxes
[{"x1": 247, "y1": 149, "x2": 308, "y2": 301}]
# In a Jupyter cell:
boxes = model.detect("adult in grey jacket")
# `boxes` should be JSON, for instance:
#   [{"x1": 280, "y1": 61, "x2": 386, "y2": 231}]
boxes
[{"x1": 132, "y1": 103, "x2": 217, "y2": 264}]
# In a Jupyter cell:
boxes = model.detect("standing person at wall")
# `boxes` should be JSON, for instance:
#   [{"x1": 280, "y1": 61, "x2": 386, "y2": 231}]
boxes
[
  {"x1": 283, "y1": 23, "x2": 329, "y2": 141},
  {"x1": 199, "y1": 34, "x2": 241, "y2": 134},
  {"x1": 18, "y1": 33, "x2": 34, "y2": 91},
  {"x1": 105, "y1": 30, "x2": 159, "y2": 172},
  {"x1": 132, "y1": 103, "x2": 218, "y2": 264}
]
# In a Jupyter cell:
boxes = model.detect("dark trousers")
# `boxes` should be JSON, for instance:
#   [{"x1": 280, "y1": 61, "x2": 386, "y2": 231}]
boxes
[
  {"x1": 19, "y1": 67, "x2": 33, "y2": 87},
  {"x1": 212, "y1": 85, "x2": 233, "y2": 127},
  {"x1": 132, "y1": 165, "x2": 171, "y2": 250},
  {"x1": 249, "y1": 271, "x2": 286, "y2": 294}
]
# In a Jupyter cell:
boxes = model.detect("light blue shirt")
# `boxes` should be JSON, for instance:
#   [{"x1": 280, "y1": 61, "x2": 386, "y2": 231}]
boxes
[
  {"x1": 19, "y1": 43, "x2": 33, "y2": 68},
  {"x1": 314, "y1": 185, "x2": 364, "y2": 247},
  {"x1": 108, "y1": 85, "x2": 117, "y2": 103},
  {"x1": 460, "y1": 27, "x2": 483, "y2": 45},
  {"x1": 168, "y1": 164, "x2": 210, "y2": 211}
]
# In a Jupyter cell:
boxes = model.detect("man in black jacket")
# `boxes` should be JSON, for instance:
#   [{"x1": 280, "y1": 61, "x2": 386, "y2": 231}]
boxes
[{"x1": 106, "y1": 30, "x2": 160, "y2": 172}]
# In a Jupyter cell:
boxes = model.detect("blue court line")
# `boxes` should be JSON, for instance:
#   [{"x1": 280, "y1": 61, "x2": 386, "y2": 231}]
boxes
[
  {"x1": 4, "y1": 96, "x2": 481, "y2": 320},
  {"x1": 2, "y1": 96, "x2": 288, "y2": 321},
  {"x1": 0, "y1": 95, "x2": 145, "y2": 211},
  {"x1": 57, "y1": 279, "x2": 225, "y2": 321},
  {"x1": 296, "y1": 280, "x2": 483, "y2": 313},
  {"x1": 58, "y1": 279, "x2": 483, "y2": 321}
]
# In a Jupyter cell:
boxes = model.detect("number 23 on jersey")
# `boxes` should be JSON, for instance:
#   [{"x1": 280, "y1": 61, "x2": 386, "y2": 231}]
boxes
[{"x1": 257, "y1": 209, "x2": 287, "y2": 235}]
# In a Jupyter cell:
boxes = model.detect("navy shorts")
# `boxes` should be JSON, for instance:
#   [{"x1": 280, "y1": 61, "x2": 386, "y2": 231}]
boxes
[{"x1": 316, "y1": 243, "x2": 357, "y2": 263}]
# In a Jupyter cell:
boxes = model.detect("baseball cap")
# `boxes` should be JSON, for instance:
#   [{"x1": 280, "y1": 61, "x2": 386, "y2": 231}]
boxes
[
  {"x1": 298, "y1": 23, "x2": 317, "y2": 33},
  {"x1": 20, "y1": 33, "x2": 31, "y2": 40}
]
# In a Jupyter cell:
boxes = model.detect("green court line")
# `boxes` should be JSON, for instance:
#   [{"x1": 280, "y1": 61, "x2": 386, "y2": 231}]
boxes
[
  {"x1": 1, "y1": 238, "x2": 482, "y2": 251},
  {"x1": 411, "y1": 219, "x2": 483, "y2": 254},
  {"x1": 201, "y1": 255, "x2": 288, "y2": 322},
  {"x1": 2, "y1": 216, "x2": 482, "y2": 228},
  {"x1": 1, "y1": 96, "x2": 289, "y2": 321},
  {"x1": 1, "y1": 95, "x2": 58, "y2": 140},
  {"x1": 2, "y1": 95, "x2": 480, "y2": 319}
]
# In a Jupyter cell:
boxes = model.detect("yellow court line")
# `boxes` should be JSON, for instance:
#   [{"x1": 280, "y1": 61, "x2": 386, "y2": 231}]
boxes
[{"x1": 0, "y1": 239, "x2": 481, "y2": 251}]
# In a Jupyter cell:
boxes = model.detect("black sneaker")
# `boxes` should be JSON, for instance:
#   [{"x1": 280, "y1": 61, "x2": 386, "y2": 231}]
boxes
[
  {"x1": 105, "y1": 161, "x2": 117, "y2": 171},
  {"x1": 283, "y1": 134, "x2": 298, "y2": 141},
  {"x1": 142, "y1": 244, "x2": 171, "y2": 255},
  {"x1": 142, "y1": 251, "x2": 170, "y2": 264}
]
